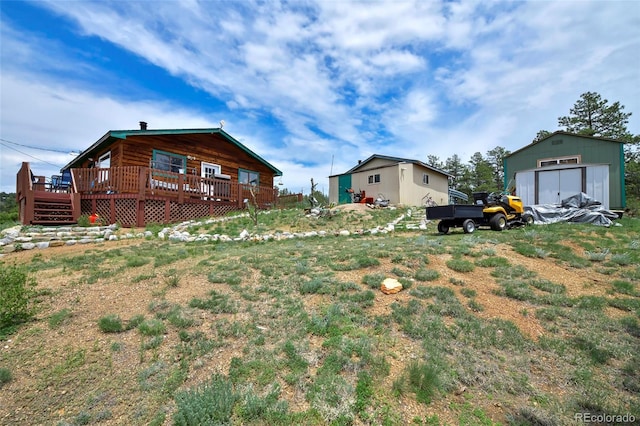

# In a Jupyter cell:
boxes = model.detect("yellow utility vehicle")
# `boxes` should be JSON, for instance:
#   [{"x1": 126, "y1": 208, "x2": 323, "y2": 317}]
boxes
[{"x1": 426, "y1": 191, "x2": 534, "y2": 234}]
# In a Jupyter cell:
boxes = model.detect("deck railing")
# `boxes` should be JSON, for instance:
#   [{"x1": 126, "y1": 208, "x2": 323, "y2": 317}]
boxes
[
  {"x1": 18, "y1": 163, "x2": 291, "y2": 226},
  {"x1": 70, "y1": 167, "x2": 277, "y2": 206}
]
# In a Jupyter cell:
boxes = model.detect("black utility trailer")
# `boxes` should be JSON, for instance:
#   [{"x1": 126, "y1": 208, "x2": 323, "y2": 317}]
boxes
[
  {"x1": 426, "y1": 204, "x2": 485, "y2": 234},
  {"x1": 427, "y1": 191, "x2": 534, "y2": 234}
]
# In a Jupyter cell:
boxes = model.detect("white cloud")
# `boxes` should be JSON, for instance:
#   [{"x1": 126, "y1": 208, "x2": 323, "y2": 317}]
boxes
[{"x1": 2, "y1": 0, "x2": 639, "y2": 196}]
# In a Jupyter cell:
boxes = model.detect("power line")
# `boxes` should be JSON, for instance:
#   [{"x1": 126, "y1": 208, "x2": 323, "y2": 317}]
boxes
[
  {"x1": 0, "y1": 137, "x2": 76, "y2": 154},
  {"x1": 0, "y1": 140, "x2": 64, "y2": 168}
]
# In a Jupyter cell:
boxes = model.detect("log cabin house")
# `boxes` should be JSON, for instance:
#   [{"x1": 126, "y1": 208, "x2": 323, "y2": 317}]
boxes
[{"x1": 16, "y1": 123, "x2": 283, "y2": 227}]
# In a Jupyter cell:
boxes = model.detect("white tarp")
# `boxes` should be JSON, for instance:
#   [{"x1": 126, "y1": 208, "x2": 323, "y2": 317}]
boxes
[{"x1": 524, "y1": 193, "x2": 619, "y2": 227}]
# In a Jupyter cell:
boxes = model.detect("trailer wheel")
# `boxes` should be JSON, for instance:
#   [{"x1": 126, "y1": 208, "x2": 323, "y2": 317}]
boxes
[
  {"x1": 490, "y1": 214, "x2": 507, "y2": 231},
  {"x1": 523, "y1": 213, "x2": 534, "y2": 226},
  {"x1": 462, "y1": 219, "x2": 476, "y2": 234},
  {"x1": 437, "y1": 221, "x2": 450, "y2": 234}
]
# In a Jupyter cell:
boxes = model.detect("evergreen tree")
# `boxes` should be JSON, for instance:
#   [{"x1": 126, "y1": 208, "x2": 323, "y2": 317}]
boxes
[
  {"x1": 426, "y1": 155, "x2": 443, "y2": 169},
  {"x1": 532, "y1": 130, "x2": 551, "y2": 143},
  {"x1": 486, "y1": 146, "x2": 511, "y2": 191},
  {"x1": 468, "y1": 152, "x2": 494, "y2": 193},
  {"x1": 443, "y1": 154, "x2": 468, "y2": 192},
  {"x1": 558, "y1": 91, "x2": 639, "y2": 202},
  {"x1": 558, "y1": 91, "x2": 632, "y2": 140}
]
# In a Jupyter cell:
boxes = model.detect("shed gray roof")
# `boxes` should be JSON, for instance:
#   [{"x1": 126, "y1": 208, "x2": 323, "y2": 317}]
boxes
[{"x1": 331, "y1": 154, "x2": 451, "y2": 177}]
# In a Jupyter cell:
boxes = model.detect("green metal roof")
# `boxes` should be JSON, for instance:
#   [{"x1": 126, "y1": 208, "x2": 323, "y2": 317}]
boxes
[
  {"x1": 61, "y1": 127, "x2": 282, "y2": 176},
  {"x1": 504, "y1": 131, "x2": 624, "y2": 158}
]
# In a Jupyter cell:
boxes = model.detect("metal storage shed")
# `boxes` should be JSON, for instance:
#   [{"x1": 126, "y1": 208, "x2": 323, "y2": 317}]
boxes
[
  {"x1": 504, "y1": 131, "x2": 625, "y2": 210},
  {"x1": 515, "y1": 163, "x2": 610, "y2": 208}
]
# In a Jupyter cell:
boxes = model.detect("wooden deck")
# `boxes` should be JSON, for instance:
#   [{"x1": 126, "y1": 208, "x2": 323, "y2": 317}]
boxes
[{"x1": 17, "y1": 163, "x2": 279, "y2": 227}]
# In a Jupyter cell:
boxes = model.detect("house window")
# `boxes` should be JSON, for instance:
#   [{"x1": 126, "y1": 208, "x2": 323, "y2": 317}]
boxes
[
  {"x1": 239, "y1": 169, "x2": 259, "y2": 185},
  {"x1": 538, "y1": 155, "x2": 580, "y2": 167},
  {"x1": 368, "y1": 174, "x2": 380, "y2": 184},
  {"x1": 152, "y1": 150, "x2": 186, "y2": 173},
  {"x1": 422, "y1": 173, "x2": 429, "y2": 185}
]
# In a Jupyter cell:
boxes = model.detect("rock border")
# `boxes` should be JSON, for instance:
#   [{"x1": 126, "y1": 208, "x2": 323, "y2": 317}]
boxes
[{"x1": 1, "y1": 209, "x2": 414, "y2": 256}]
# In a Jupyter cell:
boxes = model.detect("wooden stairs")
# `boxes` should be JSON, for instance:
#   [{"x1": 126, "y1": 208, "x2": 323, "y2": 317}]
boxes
[{"x1": 31, "y1": 192, "x2": 77, "y2": 225}]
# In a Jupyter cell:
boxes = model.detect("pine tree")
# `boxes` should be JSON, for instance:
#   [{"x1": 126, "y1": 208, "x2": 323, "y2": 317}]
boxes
[{"x1": 558, "y1": 91, "x2": 632, "y2": 140}]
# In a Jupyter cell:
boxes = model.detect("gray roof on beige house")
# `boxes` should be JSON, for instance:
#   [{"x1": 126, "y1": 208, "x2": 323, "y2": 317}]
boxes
[{"x1": 331, "y1": 154, "x2": 452, "y2": 177}]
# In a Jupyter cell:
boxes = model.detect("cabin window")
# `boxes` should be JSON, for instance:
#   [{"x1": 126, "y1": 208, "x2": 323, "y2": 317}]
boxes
[
  {"x1": 239, "y1": 169, "x2": 259, "y2": 186},
  {"x1": 538, "y1": 155, "x2": 580, "y2": 167},
  {"x1": 368, "y1": 174, "x2": 380, "y2": 184},
  {"x1": 422, "y1": 173, "x2": 429, "y2": 185},
  {"x1": 152, "y1": 150, "x2": 186, "y2": 173}
]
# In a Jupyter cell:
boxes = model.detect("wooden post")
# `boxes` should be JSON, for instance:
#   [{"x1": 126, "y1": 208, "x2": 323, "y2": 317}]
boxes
[
  {"x1": 24, "y1": 188, "x2": 35, "y2": 225},
  {"x1": 71, "y1": 193, "x2": 81, "y2": 223},
  {"x1": 178, "y1": 173, "x2": 185, "y2": 204},
  {"x1": 137, "y1": 200, "x2": 145, "y2": 227},
  {"x1": 110, "y1": 197, "x2": 116, "y2": 225},
  {"x1": 139, "y1": 167, "x2": 148, "y2": 199}
]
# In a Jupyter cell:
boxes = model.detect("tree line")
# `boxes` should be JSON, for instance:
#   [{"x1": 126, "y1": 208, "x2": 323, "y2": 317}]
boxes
[{"x1": 425, "y1": 92, "x2": 640, "y2": 202}]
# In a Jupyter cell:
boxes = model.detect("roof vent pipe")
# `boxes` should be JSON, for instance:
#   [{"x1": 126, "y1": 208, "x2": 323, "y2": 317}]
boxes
[{"x1": 139, "y1": 121, "x2": 148, "y2": 130}]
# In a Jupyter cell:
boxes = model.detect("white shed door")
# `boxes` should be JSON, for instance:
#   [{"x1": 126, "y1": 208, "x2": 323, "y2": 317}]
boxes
[
  {"x1": 515, "y1": 171, "x2": 535, "y2": 206},
  {"x1": 538, "y1": 168, "x2": 582, "y2": 205},
  {"x1": 586, "y1": 165, "x2": 609, "y2": 209}
]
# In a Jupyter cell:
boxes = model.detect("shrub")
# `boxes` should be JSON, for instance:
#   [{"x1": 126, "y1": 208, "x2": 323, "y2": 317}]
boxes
[
  {"x1": 0, "y1": 368, "x2": 12, "y2": 387},
  {"x1": 354, "y1": 371, "x2": 373, "y2": 414},
  {"x1": 460, "y1": 288, "x2": 477, "y2": 298},
  {"x1": 98, "y1": 314, "x2": 124, "y2": 333},
  {"x1": 126, "y1": 314, "x2": 145, "y2": 330},
  {"x1": 446, "y1": 259, "x2": 475, "y2": 273},
  {"x1": 355, "y1": 256, "x2": 379, "y2": 268},
  {"x1": 414, "y1": 268, "x2": 440, "y2": 282},
  {"x1": 406, "y1": 361, "x2": 440, "y2": 404},
  {"x1": 126, "y1": 256, "x2": 150, "y2": 268},
  {"x1": 361, "y1": 273, "x2": 385, "y2": 289},
  {"x1": 138, "y1": 319, "x2": 166, "y2": 336},
  {"x1": 0, "y1": 265, "x2": 36, "y2": 331},
  {"x1": 48, "y1": 308, "x2": 72, "y2": 329},
  {"x1": 189, "y1": 291, "x2": 238, "y2": 314},
  {"x1": 300, "y1": 278, "x2": 323, "y2": 294},
  {"x1": 76, "y1": 215, "x2": 91, "y2": 227},
  {"x1": 612, "y1": 280, "x2": 636, "y2": 296},
  {"x1": 585, "y1": 249, "x2": 609, "y2": 262},
  {"x1": 173, "y1": 374, "x2": 237, "y2": 425},
  {"x1": 475, "y1": 256, "x2": 510, "y2": 267}
]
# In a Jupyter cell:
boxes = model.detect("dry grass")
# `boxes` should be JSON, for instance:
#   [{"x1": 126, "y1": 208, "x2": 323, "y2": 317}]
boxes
[{"x1": 1, "y1": 213, "x2": 639, "y2": 425}]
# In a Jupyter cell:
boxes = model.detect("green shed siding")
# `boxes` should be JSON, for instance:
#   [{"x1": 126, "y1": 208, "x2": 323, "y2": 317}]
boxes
[{"x1": 504, "y1": 132, "x2": 625, "y2": 209}]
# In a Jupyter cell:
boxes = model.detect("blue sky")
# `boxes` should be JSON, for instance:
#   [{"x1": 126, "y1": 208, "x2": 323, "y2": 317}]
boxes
[{"x1": 1, "y1": 0, "x2": 639, "y2": 194}]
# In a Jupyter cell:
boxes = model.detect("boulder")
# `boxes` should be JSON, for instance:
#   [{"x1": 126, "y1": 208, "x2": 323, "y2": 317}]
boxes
[{"x1": 381, "y1": 278, "x2": 403, "y2": 295}]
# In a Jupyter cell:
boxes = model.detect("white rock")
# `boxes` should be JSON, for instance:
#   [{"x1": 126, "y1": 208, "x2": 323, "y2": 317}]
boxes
[
  {"x1": 1, "y1": 225, "x2": 22, "y2": 238},
  {"x1": 381, "y1": 278, "x2": 403, "y2": 294}
]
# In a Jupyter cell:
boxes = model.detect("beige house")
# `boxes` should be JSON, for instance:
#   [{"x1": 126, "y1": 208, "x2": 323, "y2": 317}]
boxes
[{"x1": 329, "y1": 155, "x2": 451, "y2": 207}]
